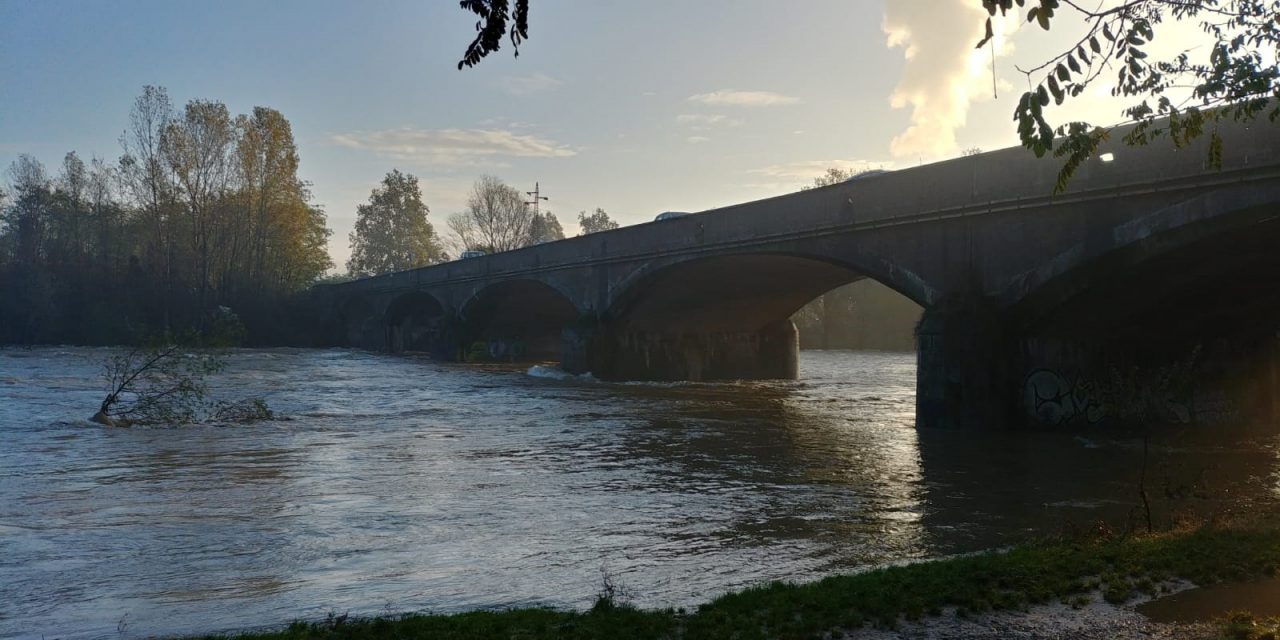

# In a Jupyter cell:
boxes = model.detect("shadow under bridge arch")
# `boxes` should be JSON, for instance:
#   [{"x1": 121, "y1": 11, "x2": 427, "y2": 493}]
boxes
[
  {"x1": 583, "y1": 253, "x2": 924, "y2": 381},
  {"x1": 459, "y1": 279, "x2": 581, "y2": 362},
  {"x1": 1002, "y1": 197, "x2": 1280, "y2": 429},
  {"x1": 340, "y1": 296, "x2": 381, "y2": 350},
  {"x1": 385, "y1": 291, "x2": 448, "y2": 356}
]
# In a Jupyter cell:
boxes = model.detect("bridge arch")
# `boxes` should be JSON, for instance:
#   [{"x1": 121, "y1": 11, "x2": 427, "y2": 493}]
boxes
[
  {"x1": 1005, "y1": 183, "x2": 1280, "y2": 329},
  {"x1": 997, "y1": 185, "x2": 1280, "y2": 428},
  {"x1": 458, "y1": 279, "x2": 581, "y2": 362},
  {"x1": 607, "y1": 250, "x2": 935, "y2": 323},
  {"x1": 586, "y1": 252, "x2": 925, "y2": 381},
  {"x1": 385, "y1": 291, "x2": 448, "y2": 355},
  {"x1": 339, "y1": 296, "x2": 381, "y2": 350}
]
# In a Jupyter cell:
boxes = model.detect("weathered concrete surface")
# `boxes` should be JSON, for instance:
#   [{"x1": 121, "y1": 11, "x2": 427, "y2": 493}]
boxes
[{"x1": 321, "y1": 118, "x2": 1280, "y2": 428}]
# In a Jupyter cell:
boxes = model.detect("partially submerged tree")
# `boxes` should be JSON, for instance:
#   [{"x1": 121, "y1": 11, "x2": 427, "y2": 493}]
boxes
[
  {"x1": 93, "y1": 342, "x2": 223, "y2": 426},
  {"x1": 92, "y1": 310, "x2": 272, "y2": 427}
]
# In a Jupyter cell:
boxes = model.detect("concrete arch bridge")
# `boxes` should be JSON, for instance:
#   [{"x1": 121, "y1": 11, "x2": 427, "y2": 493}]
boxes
[{"x1": 321, "y1": 120, "x2": 1280, "y2": 429}]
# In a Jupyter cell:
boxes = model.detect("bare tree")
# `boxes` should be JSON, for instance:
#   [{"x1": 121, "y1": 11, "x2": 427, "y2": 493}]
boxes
[
  {"x1": 118, "y1": 86, "x2": 177, "y2": 327},
  {"x1": 118, "y1": 86, "x2": 175, "y2": 215},
  {"x1": 451, "y1": 175, "x2": 535, "y2": 252},
  {"x1": 446, "y1": 212, "x2": 482, "y2": 253}
]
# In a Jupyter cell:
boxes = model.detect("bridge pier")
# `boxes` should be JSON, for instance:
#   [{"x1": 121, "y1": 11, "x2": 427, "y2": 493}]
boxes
[
  {"x1": 564, "y1": 319, "x2": 799, "y2": 382},
  {"x1": 387, "y1": 317, "x2": 456, "y2": 359},
  {"x1": 916, "y1": 298, "x2": 1015, "y2": 430},
  {"x1": 1014, "y1": 334, "x2": 1280, "y2": 430}
]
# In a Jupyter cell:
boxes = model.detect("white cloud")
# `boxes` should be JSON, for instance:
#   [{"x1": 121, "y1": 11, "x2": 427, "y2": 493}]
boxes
[
  {"x1": 477, "y1": 118, "x2": 536, "y2": 129},
  {"x1": 687, "y1": 90, "x2": 800, "y2": 107},
  {"x1": 675, "y1": 114, "x2": 744, "y2": 129},
  {"x1": 331, "y1": 128, "x2": 576, "y2": 167},
  {"x1": 883, "y1": 0, "x2": 1009, "y2": 159},
  {"x1": 686, "y1": 136, "x2": 711, "y2": 144},
  {"x1": 749, "y1": 159, "x2": 893, "y2": 181},
  {"x1": 496, "y1": 73, "x2": 563, "y2": 95}
]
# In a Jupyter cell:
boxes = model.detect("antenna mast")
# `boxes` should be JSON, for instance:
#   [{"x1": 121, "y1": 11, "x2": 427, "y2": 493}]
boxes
[{"x1": 525, "y1": 182, "x2": 549, "y2": 216}]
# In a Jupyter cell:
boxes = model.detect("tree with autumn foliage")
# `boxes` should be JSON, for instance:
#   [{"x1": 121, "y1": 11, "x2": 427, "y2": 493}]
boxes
[
  {"x1": 347, "y1": 170, "x2": 445, "y2": 277},
  {"x1": 0, "y1": 86, "x2": 332, "y2": 345}
]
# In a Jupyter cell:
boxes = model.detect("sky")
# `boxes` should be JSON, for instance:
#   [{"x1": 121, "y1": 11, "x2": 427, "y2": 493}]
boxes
[{"x1": 0, "y1": 0, "x2": 1210, "y2": 271}]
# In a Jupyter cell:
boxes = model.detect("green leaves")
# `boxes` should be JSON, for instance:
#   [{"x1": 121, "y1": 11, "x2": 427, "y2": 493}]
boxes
[
  {"x1": 1208, "y1": 130, "x2": 1224, "y2": 170},
  {"x1": 1052, "y1": 124, "x2": 1109, "y2": 194},
  {"x1": 457, "y1": 0, "x2": 531, "y2": 69},
  {"x1": 1015, "y1": 89, "x2": 1056, "y2": 157},
  {"x1": 1048, "y1": 76, "x2": 1065, "y2": 105},
  {"x1": 997, "y1": 1, "x2": 1280, "y2": 191},
  {"x1": 978, "y1": 0, "x2": 1028, "y2": 47},
  {"x1": 1027, "y1": 0, "x2": 1060, "y2": 30},
  {"x1": 348, "y1": 170, "x2": 445, "y2": 277},
  {"x1": 578, "y1": 208, "x2": 619, "y2": 235},
  {"x1": 978, "y1": 18, "x2": 996, "y2": 48}
]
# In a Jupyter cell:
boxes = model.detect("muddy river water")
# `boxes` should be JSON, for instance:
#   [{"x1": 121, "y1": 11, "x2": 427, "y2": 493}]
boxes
[{"x1": 2, "y1": 348, "x2": 1278, "y2": 638}]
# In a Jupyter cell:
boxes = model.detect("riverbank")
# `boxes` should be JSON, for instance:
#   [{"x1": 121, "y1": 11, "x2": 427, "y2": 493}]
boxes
[{"x1": 198, "y1": 519, "x2": 1280, "y2": 639}]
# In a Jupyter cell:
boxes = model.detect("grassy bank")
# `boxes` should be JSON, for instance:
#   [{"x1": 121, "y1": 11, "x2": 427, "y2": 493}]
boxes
[{"x1": 203, "y1": 522, "x2": 1280, "y2": 640}]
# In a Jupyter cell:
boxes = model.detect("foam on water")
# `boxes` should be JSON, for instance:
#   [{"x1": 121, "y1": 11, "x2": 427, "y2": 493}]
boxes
[{"x1": 526, "y1": 364, "x2": 596, "y2": 382}]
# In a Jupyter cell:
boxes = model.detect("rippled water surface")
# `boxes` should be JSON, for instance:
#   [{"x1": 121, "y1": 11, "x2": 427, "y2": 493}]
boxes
[{"x1": 2, "y1": 348, "x2": 1278, "y2": 639}]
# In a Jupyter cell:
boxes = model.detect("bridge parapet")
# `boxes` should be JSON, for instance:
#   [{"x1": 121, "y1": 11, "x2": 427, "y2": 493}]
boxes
[{"x1": 325, "y1": 117, "x2": 1280, "y2": 429}]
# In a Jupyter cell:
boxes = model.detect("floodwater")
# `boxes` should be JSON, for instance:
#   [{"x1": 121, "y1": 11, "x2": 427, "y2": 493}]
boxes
[
  {"x1": 1138, "y1": 577, "x2": 1280, "y2": 623},
  {"x1": 2, "y1": 348, "x2": 1278, "y2": 639}
]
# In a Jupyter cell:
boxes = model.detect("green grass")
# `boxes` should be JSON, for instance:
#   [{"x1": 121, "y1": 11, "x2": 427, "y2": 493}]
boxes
[{"x1": 198, "y1": 523, "x2": 1280, "y2": 640}]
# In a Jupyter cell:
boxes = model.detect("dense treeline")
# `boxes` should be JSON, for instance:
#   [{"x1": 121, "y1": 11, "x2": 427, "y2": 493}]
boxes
[
  {"x1": 0, "y1": 86, "x2": 331, "y2": 345},
  {"x1": 0, "y1": 88, "x2": 920, "y2": 351}
]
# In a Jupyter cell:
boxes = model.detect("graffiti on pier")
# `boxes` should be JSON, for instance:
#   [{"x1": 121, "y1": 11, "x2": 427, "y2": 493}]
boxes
[
  {"x1": 1023, "y1": 369, "x2": 1108, "y2": 425},
  {"x1": 1023, "y1": 357, "x2": 1208, "y2": 427}
]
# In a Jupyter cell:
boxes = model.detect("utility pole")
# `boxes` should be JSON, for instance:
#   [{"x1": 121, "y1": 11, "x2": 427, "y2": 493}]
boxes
[{"x1": 525, "y1": 182, "x2": 548, "y2": 215}]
